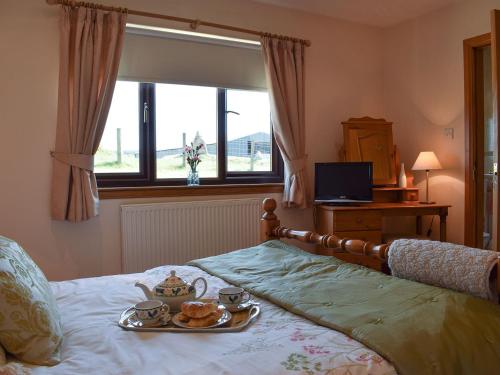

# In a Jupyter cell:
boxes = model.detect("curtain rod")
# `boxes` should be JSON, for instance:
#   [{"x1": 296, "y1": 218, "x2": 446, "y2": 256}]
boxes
[{"x1": 46, "y1": 0, "x2": 311, "y2": 47}]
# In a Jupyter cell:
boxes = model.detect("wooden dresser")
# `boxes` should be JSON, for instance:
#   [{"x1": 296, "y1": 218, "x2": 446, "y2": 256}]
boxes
[
  {"x1": 315, "y1": 205, "x2": 383, "y2": 244},
  {"x1": 313, "y1": 194, "x2": 450, "y2": 270},
  {"x1": 322, "y1": 116, "x2": 451, "y2": 269}
]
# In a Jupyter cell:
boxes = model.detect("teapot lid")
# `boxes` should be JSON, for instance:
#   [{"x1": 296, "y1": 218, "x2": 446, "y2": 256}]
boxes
[{"x1": 158, "y1": 270, "x2": 187, "y2": 289}]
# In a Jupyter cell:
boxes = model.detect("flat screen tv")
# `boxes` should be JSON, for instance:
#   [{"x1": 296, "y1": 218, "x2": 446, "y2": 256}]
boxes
[{"x1": 314, "y1": 162, "x2": 373, "y2": 204}]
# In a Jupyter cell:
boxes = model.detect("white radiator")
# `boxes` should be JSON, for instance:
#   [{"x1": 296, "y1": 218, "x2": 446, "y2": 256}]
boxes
[{"x1": 121, "y1": 199, "x2": 262, "y2": 273}]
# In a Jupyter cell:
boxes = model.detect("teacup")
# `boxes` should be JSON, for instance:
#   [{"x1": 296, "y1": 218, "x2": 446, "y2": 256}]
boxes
[
  {"x1": 219, "y1": 287, "x2": 250, "y2": 306},
  {"x1": 134, "y1": 300, "x2": 169, "y2": 323}
]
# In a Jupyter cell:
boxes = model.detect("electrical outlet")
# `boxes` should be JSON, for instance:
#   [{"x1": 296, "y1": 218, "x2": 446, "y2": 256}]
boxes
[{"x1": 444, "y1": 128, "x2": 454, "y2": 139}]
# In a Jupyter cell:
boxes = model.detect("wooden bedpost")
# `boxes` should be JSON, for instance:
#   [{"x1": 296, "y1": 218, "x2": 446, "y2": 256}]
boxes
[
  {"x1": 259, "y1": 197, "x2": 390, "y2": 262},
  {"x1": 258, "y1": 197, "x2": 394, "y2": 274},
  {"x1": 260, "y1": 198, "x2": 280, "y2": 242}
]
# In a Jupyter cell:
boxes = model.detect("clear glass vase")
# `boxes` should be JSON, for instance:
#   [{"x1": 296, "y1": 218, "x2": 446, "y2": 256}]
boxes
[{"x1": 187, "y1": 170, "x2": 200, "y2": 186}]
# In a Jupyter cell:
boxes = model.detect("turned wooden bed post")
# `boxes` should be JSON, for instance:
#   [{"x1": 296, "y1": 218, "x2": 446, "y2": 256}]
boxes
[
  {"x1": 260, "y1": 198, "x2": 390, "y2": 262},
  {"x1": 260, "y1": 198, "x2": 280, "y2": 242}
]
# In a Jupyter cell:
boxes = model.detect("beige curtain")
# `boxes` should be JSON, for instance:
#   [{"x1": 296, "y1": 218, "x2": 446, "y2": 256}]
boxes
[
  {"x1": 261, "y1": 36, "x2": 308, "y2": 208},
  {"x1": 51, "y1": 6, "x2": 126, "y2": 222}
]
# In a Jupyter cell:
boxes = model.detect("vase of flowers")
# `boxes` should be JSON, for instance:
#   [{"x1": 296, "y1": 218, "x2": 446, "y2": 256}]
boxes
[
  {"x1": 184, "y1": 143, "x2": 202, "y2": 186},
  {"x1": 187, "y1": 170, "x2": 199, "y2": 186}
]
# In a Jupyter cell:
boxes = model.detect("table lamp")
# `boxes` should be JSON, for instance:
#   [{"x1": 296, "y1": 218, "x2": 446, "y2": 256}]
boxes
[{"x1": 411, "y1": 151, "x2": 442, "y2": 204}]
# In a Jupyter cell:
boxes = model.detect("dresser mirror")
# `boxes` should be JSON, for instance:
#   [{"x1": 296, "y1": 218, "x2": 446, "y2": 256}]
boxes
[{"x1": 342, "y1": 117, "x2": 397, "y2": 186}]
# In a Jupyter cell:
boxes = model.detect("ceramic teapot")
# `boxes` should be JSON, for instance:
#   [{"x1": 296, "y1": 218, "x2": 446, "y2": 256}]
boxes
[{"x1": 135, "y1": 270, "x2": 207, "y2": 312}]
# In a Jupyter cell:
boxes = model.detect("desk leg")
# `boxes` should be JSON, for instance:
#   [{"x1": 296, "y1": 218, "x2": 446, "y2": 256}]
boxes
[
  {"x1": 416, "y1": 216, "x2": 423, "y2": 236},
  {"x1": 439, "y1": 208, "x2": 448, "y2": 242}
]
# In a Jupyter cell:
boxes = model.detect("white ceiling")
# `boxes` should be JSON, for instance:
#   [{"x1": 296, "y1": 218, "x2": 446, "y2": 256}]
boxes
[{"x1": 252, "y1": 0, "x2": 462, "y2": 27}]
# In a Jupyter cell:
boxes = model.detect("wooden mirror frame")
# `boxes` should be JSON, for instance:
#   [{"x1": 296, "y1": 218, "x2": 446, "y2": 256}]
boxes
[{"x1": 342, "y1": 117, "x2": 397, "y2": 186}]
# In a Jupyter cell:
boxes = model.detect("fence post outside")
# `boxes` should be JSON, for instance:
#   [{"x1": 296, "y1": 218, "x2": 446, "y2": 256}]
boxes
[
  {"x1": 250, "y1": 140, "x2": 255, "y2": 171},
  {"x1": 116, "y1": 128, "x2": 122, "y2": 164},
  {"x1": 182, "y1": 132, "x2": 186, "y2": 167}
]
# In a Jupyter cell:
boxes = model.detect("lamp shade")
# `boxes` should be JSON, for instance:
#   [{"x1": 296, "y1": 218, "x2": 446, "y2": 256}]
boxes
[{"x1": 412, "y1": 151, "x2": 442, "y2": 171}]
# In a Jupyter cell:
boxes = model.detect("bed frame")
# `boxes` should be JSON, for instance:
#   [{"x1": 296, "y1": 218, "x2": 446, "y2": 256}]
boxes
[
  {"x1": 259, "y1": 198, "x2": 500, "y2": 296},
  {"x1": 260, "y1": 198, "x2": 390, "y2": 261}
]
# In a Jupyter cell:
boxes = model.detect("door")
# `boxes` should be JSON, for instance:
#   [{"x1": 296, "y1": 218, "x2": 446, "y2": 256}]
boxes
[
  {"x1": 483, "y1": 44, "x2": 496, "y2": 250},
  {"x1": 491, "y1": 10, "x2": 500, "y2": 250},
  {"x1": 463, "y1": 12, "x2": 500, "y2": 250},
  {"x1": 464, "y1": 33, "x2": 494, "y2": 249}
]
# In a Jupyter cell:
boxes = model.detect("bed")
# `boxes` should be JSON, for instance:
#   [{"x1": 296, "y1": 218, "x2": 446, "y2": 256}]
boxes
[
  {"x1": 25, "y1": 265, "x2": 396, "y2": 375},
  {"x1": 4, "y1": 198, "x2": 500, "y2": 375}
]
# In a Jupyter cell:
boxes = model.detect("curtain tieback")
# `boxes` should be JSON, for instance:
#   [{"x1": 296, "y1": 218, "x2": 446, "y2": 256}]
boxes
[
  {"x1": 50, "y1": 151, "x2": 94, "y2": 171},
  {"x1": 287, "y1": 156, "x2": 307, "y2": 175}
]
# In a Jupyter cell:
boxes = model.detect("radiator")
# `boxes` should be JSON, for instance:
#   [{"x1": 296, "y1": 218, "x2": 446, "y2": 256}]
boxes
[{"x1": 121, "y1": 199, "x2": 262, "y2": 273}]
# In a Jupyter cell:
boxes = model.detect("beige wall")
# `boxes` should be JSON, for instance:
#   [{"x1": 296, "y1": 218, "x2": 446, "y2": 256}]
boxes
[
  {"x1": 5, "y1": 0, "x2": 497, "y2": 281},
  {"x1": 382, "y1": 0, "x2": 500, "y2": 243},
  {"x1": 0, "y1": 0, "x2": 384, "y2": 280}
]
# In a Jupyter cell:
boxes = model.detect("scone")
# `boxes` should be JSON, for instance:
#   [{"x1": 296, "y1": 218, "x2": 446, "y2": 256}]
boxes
[
  {"x1": 176, "y1": 312, "x2": 190, "y2": 323},
  {"x1": 181, "y1": 301, "x2": 217, "y2": 319},
  {"x1": 186, "y1": 308, "x2": 224, "y2": 328}
]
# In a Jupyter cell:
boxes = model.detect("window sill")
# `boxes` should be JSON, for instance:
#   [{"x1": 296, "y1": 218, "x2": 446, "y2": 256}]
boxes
[{"x1": 98, "y1": 183, "x2": 284, "y2": 200}]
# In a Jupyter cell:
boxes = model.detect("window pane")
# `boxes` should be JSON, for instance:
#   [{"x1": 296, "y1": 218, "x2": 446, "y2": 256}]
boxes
[
  {"x1": 95, "y1": 81, "x2": 140, "y2": 173},
  {"x1": 155, "y1": 84, "x2": 217, "y2": 179},
  {"x1": 226, "y1": 89, "x2": 272, "y2": 172}
]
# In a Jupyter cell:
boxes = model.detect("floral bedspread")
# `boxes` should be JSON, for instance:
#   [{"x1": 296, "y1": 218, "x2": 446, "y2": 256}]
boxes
[{"x1": 23, "y1": 265, "x2": 396, "y2": 375}]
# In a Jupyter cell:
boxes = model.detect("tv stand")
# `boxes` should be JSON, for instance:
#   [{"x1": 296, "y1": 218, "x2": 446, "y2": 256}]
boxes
[
  {"x1": 314, "y1": 187, "x2": 450, "y2": 271},
  {"x1": 322, "y1": 202, "x2": 362, "y2": 207}
]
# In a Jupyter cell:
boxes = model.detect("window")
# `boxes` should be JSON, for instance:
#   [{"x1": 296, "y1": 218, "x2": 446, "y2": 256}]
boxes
[
  {"x1": 95, "y1": 81, "x2": 141, "y2": 174},
  {"x1": 226, "y1": 89, "x2": 273, "y2": 173},
  {"x1": 155, "y1": 84, "x2": 218, "y2": 179},
  {"x1": 95, "y1": 81, "x2": 283, "y2": 187}
]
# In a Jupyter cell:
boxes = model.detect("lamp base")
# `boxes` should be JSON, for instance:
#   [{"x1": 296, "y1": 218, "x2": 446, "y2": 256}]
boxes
[{"x1": 419, "y1": 201, "x2": 436, "y2": 205}]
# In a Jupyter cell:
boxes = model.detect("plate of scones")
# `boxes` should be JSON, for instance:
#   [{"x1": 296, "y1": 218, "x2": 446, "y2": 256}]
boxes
[{"x1": 172, "y1": 301, "x2": 232, "y2": 329}]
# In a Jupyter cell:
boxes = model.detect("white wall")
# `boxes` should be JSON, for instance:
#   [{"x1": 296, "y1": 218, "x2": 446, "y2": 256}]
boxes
[
  {"x1": 382, "y1": 0, "x2": 500, "y2": 243},
  {"x1": 0, "y1": 0, "x2": 384, "y2": 280}
]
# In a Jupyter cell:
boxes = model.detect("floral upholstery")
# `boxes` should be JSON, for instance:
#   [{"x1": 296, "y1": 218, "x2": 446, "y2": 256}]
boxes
[{"x1": 0, "y1": 236, "x2": 62, "y2": 365}]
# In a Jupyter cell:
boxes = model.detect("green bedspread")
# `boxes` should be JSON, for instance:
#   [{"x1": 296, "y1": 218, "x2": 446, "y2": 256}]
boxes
[{"x1": 188, "y1": 240, "x2": 500, "y2": 375}]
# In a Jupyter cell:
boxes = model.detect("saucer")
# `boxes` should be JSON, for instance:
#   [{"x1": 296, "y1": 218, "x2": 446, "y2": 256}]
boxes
[
  {"x1": 219, "y1": 300, "x2": 256, "y2": 312},
  {"x1": 129, "y1": 312, "x2": 171, "y2": 328}
]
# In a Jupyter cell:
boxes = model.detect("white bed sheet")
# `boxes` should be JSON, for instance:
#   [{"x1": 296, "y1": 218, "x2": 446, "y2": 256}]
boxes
[{"x1": 24, "y1": 266, "x2": 396, "y2": 375}]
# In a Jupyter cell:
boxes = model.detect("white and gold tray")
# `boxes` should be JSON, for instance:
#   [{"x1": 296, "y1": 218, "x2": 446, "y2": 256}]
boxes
[{"x1": 118, "y1": 304, "x2": 260, "y2": 333}]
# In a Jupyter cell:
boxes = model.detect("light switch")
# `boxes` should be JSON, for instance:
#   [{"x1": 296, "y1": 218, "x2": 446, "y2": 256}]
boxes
[{"x1": 444, "y1": 128, "x2": 454, "y2": 139}]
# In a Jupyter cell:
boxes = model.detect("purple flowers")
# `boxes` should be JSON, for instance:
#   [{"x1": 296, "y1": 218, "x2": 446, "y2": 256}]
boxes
[
  {"x1": 356, "y1": 353, "x2": 384, "y2": 364},
  {"x1": 290, "y1": 329, "x2": 306, "y2": 342},
  {"x1": 184, "y1": 142, "x2": 203, "y2": 172}
]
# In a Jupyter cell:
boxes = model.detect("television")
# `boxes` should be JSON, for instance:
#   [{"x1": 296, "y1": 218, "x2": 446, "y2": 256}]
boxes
[{"x1": 314, "y1": 162, "x2": 373, "y2": 204}]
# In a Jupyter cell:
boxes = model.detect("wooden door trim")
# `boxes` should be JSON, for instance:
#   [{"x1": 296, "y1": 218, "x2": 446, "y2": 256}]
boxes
[
  {"x1": 492, "y1": 10, "x2": 500, "y2": 251},
  {"x1": 464, "y1": 32, "x2": 491, "y2": 247}
]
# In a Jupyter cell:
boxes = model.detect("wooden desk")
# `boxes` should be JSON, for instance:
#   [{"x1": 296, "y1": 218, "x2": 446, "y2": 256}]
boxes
[
  {"x1": 314, "y1": 202, "x2": 450, "y2": 270},
  {"x1": 314, "y1": 202, "x2": 451, "y2": 242}
]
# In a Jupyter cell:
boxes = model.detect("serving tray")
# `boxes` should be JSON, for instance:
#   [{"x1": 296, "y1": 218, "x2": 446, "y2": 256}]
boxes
[{"x1": 118, "y1": 305, "x2": 260, "y2": 333}]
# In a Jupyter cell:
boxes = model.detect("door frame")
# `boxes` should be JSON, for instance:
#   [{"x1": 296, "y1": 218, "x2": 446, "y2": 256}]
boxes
[{"x1": 464, "y1": 33, "x2": 491, "y2": 247}]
